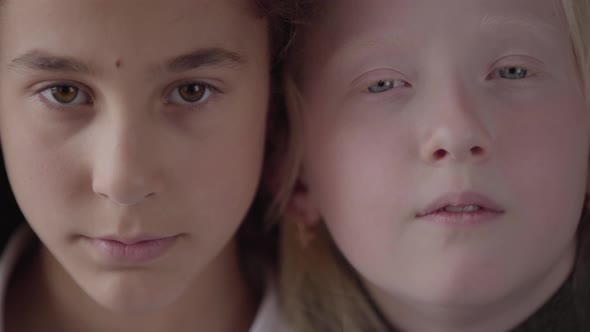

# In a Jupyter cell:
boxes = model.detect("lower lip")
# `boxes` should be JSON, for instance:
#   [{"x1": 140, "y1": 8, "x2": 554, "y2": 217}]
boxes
[
  {"x1": 418, "y1": 210, "x2": 503, "y2": 225},
  {"x1": 85, "y1": 236, "x2": 179, "y2": 264}
]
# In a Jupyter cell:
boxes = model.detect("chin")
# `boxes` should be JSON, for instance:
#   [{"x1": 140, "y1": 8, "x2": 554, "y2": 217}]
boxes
[
  {"x1": 372, "y1": 260, "x2": 518, "y2": 309},
  {"x1": 80, "y1": 271, "x2": 186, "y2": 314},
  {"x1": 408, "y1": 266, "x2": 526, "y2": 308}
]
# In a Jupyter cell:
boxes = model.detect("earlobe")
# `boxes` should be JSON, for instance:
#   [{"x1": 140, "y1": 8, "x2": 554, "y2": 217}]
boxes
[
  {"x1": 288, "y1": 177, "x2": 322, "y2": 249},
  {"x1": 288, "y1": 178, "x2": 321, "y2": 227}
]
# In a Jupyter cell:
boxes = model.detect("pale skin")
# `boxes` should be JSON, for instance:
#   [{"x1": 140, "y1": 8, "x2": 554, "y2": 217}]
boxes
[
  {"x1": 292, "y1": 0, "x2": 590, "y2": 331},
  {"x1": 0, "y1": 0, "x2": 270, "y2": 331}
]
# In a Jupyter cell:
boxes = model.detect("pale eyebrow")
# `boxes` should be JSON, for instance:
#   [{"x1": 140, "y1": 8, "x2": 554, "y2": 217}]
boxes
[
  {"x1": 479, "y1": 14, "x2": 560, "y2": 41},
  {"x1": 9, "y1": 50, "x2": 93, "y2": 74},
  {"x1": 163, "y1": 48, "x2": 247, "y2": 73}
]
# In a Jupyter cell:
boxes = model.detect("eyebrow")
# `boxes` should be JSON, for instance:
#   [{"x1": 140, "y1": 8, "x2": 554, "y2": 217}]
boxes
[
  {"x1": 164, "y1": 48, "x2": 247, "y2": 73},
  {"x1": 8, "y1": 48, "x2": 248, "y2": 75},
  {"x1": 9, "y1": 50, "x2": 93, "y2": 74},
  {"x1": 479, "y1": 14, "x2": 560, "y2": 40}
]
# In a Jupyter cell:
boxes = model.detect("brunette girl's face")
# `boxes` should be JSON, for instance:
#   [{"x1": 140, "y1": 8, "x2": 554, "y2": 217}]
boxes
[
  {"x1": 0, "y1": 0, "x2": 269, "y2": 313},
  {"x1": 295, "y1": 0, "x2": 589, "y2": 310}
]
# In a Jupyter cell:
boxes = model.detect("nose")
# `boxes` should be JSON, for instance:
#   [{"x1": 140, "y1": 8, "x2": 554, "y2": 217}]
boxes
[
  {"x1": 419, "y1": 85, "x2": 492, "y2": 165},
  {"x1": 92, "y1": 116, "x2": 160, "y2": 206}
]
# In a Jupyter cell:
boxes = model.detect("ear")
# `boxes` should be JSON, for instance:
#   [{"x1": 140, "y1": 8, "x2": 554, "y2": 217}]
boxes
[{"x1": 288, "y1": 176, "x2": 321, "y2": 227}]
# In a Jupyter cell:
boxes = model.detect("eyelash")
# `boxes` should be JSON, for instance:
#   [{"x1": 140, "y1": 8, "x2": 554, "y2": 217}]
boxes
[
  {"x1": 35, "y1": 80, "x2": 220, "y2": 111},
  {"x1": 487, "y1": 66, "x2": 531, "y2": 80},
  {"x1": 37, "y1": 82, "x2": 93, "y2": 108},
  {"x1": 365, "y1": 65, "x2": 533, "y2": 94},
  {"x1": 164, "y1": 81, "x2": 220, "y2": 108},
  {"x1": 367, "y1": 79, "x2": 410, "y2": 93}
]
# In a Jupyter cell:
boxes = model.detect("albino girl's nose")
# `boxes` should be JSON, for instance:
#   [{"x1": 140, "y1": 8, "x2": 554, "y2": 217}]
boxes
[
  {"x1": 431, "y1": 144, "x2": 487, "y2": 162},
  {"x1": 419, "y1": 80, "x2": 493, "y2": 165},
  {"x1": 420, "y1": 106, "x2": 492, "y2": 165}
]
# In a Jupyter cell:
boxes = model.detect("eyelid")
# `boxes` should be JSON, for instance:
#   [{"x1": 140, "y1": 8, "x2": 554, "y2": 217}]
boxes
[
  {"x1": 35, "y1": 81, "x2": 94, "y2": 106},
  {"x1": 33, "y1": 80, "x2": 92, "y2": 96},
  {"x1": 486, "y1": 55, "x2": 544, "y2": 78},
  {"x1": 163, "y1": 79, "x2": 221, "y2": 102},
  {"x1": 351, "y1": 68, "x2": 410, "y2": 92},
  {"x1": 163, "y1": 79, "x2": 223, "y2": 113}
]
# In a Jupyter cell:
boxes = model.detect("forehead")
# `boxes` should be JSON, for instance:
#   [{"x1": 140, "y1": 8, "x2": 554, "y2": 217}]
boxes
[
  {"x1": 0, "y1": 0, "x2": 267, "y2": 67},
  {"x1": 304, "y1": 0, "x2": 568, "y2": 56},
  {"x1": 0, "y1": 0, "x2": 257, "y2": 24}
]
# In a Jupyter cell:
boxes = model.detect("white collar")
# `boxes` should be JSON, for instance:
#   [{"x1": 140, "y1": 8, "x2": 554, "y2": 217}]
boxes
[{"x1": 249, "y1": 282, "x2": 289, "y2": 332}]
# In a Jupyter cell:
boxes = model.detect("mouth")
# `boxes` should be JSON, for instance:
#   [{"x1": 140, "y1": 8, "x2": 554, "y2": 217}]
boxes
[
  {"x1": 83, "y1": 234, "x2": 181, "y2": 264},
  {"x1": 97, "y1": 235, "x2": 178, "y2": 245},
  {"x1": 416, "y1": 192, "x2": 504, "y2": 222}
]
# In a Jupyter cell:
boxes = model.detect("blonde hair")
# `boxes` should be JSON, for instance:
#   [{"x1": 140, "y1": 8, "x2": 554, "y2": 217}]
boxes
[
  {"x1": 277, "y1": 0, "x2": 590, "y2": 331},
  {"x1": 563, "y1": 0, "x2": 590, "y2": 108}
]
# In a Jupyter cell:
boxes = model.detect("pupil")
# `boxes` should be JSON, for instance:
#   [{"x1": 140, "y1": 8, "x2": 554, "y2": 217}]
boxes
[
  {"x1": 500, "y1": 67, "x2": 526, "y2": 79},
  {"x1": 186, "y1": 85, "x2": 197, "y2": 94},
  {"x1": 180, "y1": 84, "x2": 204, "y2": 102},
  {"x1": 59, "y1": 87, "x2": 74, "y2": 94},
  {"x1": 52, "y1": 86, "x2": 77, "y2": 102}
]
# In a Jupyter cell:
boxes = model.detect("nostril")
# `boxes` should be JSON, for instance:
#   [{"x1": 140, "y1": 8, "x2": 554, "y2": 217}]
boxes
[
  {"x1": 471, "y1": 146, "x2": 484, "y2": 156},
  {"x1": 433, "y1": 149, "x2": 447, "y2": 160}
]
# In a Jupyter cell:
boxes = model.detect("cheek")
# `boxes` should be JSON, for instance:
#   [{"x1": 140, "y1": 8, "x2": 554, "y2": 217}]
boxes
[
  {"x1": 0, "y1": 125, "x2": 88, "y2": 244},
  {"x1": 302, "y1": 103, "x2": 414, "y2": 240},
  {"x1": 178, "y1": 119, "x2": 266, "y2": 223},
  {"x1": 487, "y1": 91, "x2": 590, "y2": 263},
  {"x1": 500, "y1": 93, "x2": 589, "y2": 213}
]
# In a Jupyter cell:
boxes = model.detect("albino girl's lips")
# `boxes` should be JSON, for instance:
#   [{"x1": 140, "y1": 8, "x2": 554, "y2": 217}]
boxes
[
  {"x1": 84, "y1": 235, "x2": 179, "y2": 264},
  {"x1": 417, "y1": 208, "x2": 503, "y2": 225},
  {"x1": 417, "y1": 191, "x2": 505, "y2": 226}
]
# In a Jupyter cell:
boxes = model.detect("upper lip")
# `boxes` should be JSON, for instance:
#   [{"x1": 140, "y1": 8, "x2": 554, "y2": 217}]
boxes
[
  {"x1": 416, "y1": 191, "x2": 504, "y2": 217},
  {"x1": 91, "y1": 235, "x2": 179, "y2": 245}
]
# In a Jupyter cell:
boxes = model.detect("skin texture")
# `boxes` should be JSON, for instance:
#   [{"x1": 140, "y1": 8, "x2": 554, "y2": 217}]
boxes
[
  {"x1": 293, "y1": 0, "x2": 590, "y2": 331},
  {"x1": 0, "y1": 0, "x2": 269, "y2": 331}
]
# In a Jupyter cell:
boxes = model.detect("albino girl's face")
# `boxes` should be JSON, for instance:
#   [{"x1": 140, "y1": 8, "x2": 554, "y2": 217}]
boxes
[
  {"x1": 0, "y1": 0, "x2": 269, "y2": 313},
  {"x1": 296, "y1": 0, "x2": 589, "y2": 314}
]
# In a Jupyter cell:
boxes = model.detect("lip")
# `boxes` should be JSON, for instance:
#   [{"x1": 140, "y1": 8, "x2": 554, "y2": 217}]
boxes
[
  {"x1": 98, "y1": 235, "x2": 174, "y2": 245},
  {"x1": 416, "y1": 191, "x2": 504, "y2": 224},
  {"x1": 84, "y1": 235, "x2": 180, "y2": 264}
]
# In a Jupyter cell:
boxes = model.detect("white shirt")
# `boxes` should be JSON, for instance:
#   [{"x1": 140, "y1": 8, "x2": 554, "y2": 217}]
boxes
[{"x1": 0, "y1": 226, "x2": 289, "y2": 332}]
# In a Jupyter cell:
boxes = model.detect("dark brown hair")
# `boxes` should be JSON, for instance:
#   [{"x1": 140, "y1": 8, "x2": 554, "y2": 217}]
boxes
[{"x1": 0, "y1": 0, "x2": 306, "y2": 288}]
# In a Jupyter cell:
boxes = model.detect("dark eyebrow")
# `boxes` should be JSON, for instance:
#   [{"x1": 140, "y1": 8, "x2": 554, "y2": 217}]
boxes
[
  {"x1": 9, "y1": 50, "x2": 93, "y2": 74},
  {"x1": 165, "y1": 48, "x2": 247, "y2": 73},
  {"x1": 8, "y1": 48, "x2": 247, "y2": 76}
]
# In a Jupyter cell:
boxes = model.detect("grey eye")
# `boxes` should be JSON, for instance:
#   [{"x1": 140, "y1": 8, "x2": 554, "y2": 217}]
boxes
[
  {"x1": 368, "y1": 79, "x2": 407, "y2": 93},
  {"x1": 497, "y1": 66, "x2": 528, "y2": 80}
]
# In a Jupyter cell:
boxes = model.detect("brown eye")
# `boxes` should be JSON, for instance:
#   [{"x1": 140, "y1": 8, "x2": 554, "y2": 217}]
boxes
[
  {"x1": 50, "y1": 85, "x2": 79, "y2": 103},
  {"x1": 168, "y1": 82, "x2": 214, "y2": 105},
  {"x1": 178, "y1": 83, "x2": 206, "y2": 102},
  {"x1": 40, "y1": 84, "x2": 91, "y2": 106}
]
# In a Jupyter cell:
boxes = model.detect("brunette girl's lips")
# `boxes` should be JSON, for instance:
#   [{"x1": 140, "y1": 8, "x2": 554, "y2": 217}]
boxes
[
  {"x1": 84, "y1": 235, "x2": 180, "y2": 264},
  {"x1": 416, "y1": 192, "x2": 504, "y2": 223}
]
